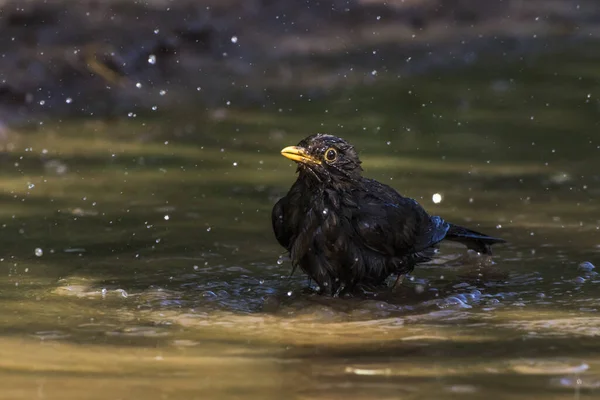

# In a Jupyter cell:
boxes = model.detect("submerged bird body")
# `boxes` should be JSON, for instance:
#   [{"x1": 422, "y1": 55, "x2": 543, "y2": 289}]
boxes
[{"x1": 272, "y1": 134, "x2": 505, "y2": 296}]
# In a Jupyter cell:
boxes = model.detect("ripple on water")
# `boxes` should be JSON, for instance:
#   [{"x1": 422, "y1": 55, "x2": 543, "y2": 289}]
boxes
[
  {"x1": 502, "y1": 317, "x2": 600, "y2": 337},
  {"x1": 31, "y1": 330, "x2": 71, "y2": 340},
  {"x1": 76, "y1": 323, "x2": 119, "y2": 333},
  {"x1": 344, "y1": 366, "x2": 392, "y2": 376},
  {"x1": 436, "y1": 289, "x2": 484, "y2": 310},
  {"x1": 171, "y1": 339, "x2": 200, "y2": 347},
  {"x1": 105, "y1": 326, "x2": 171, "y2": 338},
  {"x1": 578, "y1": 261, "x2": 595, "y2": 272},
  {"x1": 53, "y1": 284, "x2": 130, "y2": 299},
  {"x1": 508, "y1": 358, "x2": 589, "y2": 375},
  {"x1": 438, "y1": 296, "x2": 472, "y2": 309},
  {"x1": 446, "y1": 384, "x2": 478, "y2": 394},
  {"x1": 551, "y1": 376, "x2": 600, "y2": 389},
  {"x1": 201, "y1": 290, "x2": 218, "y2": 298}
]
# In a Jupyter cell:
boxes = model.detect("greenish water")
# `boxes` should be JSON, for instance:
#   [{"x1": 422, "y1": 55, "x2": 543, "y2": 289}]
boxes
[{"x1": 0, "y1": 48, "x2": 599, "y2": 399}]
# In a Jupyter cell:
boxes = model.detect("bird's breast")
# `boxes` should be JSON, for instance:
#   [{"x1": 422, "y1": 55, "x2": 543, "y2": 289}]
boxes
[{"x1": 294, "y1": 191, "x2": 356, "y2": 257}]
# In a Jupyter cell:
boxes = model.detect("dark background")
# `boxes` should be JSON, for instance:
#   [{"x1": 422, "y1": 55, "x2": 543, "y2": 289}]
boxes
[{"x1": 1, "y1": 0, "x2": 598, "y2": 127}]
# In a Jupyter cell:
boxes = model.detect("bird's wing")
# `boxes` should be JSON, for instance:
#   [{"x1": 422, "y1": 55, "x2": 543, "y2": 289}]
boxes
[
  {"x1": 272, "y1": 196, "x2": 293, "y2": 249},
  {"x1": 351, "y1": 182, "x2": 449, "y2": 257}
]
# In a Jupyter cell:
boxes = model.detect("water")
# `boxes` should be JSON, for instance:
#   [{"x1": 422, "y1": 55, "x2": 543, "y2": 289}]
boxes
[{"x1": 1, "y1": 48, "x2": 600, "y2": 399}]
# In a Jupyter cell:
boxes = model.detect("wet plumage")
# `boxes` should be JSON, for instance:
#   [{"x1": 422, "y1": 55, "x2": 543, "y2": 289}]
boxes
[{"x1": 272, "y1": 134, "x2": 506, "y2": 296}]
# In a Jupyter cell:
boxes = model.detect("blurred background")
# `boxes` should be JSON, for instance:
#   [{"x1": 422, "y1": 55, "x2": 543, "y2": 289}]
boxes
[
  {"x1": 2, "y1": 0, "x2": 600, "y2": 124},
  {"x1": 1, "y1": 1, "x2": 600, "y2": 399}
]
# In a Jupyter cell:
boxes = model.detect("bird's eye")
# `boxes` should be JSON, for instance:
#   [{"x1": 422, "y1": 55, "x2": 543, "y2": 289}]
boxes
[{"x1": 325, "y1": 148, "x2": 337, "y2": 162}]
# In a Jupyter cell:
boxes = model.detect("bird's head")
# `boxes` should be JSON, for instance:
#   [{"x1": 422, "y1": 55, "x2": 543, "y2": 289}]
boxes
[{"x1": 280, "y1": 134, "x2": 363, "y2": 183}]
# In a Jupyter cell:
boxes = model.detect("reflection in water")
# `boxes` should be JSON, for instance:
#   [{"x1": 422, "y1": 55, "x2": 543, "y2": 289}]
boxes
[{"x1": 0, "y1": 48, "x2": 600, "y2": 399}]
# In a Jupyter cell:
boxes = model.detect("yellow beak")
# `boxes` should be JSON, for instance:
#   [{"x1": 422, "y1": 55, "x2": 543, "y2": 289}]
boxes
[{"x1": 280, "y1": 146, "x2": 321, "y2": 165}]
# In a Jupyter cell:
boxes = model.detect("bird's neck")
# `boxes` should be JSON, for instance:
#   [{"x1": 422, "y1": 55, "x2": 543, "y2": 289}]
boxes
[
  {"x1": 295, "y1": 172, "x2": 358, "y2": 211},
  {"x1": 299, "y1": 173, "x2": 356, "y2": 191}
]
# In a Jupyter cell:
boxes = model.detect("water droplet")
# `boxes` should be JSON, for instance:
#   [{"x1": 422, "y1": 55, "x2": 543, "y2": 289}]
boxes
[
  {"x1": 136, "y1": 82, "x2": 142, "y2": 89},
  {"x1": 34, "y1": 248, "x2": 43, "y2": 257},
  {"x1": 231, "y1": 36, "x2": 238, "y2": 43},
  {"x1": 432, "y1": 193, "x2": 442, "y2": 204},
  {"x1": 322, "y1": 209, "x2": 328, "y2": 215},
  {"x1": 159, "y1": 90, "x2": 166, "y2": 96},
  {"x1": 164, "y1": 215, "x2": 169, "y2": 220},
  {"x1": 287, "y1": 291, "x2": 292, "y2": 296},
  {"x1": 232, "y1": 162, "x2": 238, "y2": 167},
  {"x1": 148, "y1": 54, "x2": 156, "y2": 65},
  {"x1": 65, "y1": 97, "x2": 72, "y2": 104},
  {"x1": 276, "y1": 258, "x2": 284, "y2": 265},
  {"x1": 259, "y1": 279, "x2": 265, "y2": 284},
  {"x1": 28, "y1": 183, "x2": 35, "y2": 189},
  {"x1": 371, "y1": 70, "x2": 377, "y2": 76},
  {"x1": 193, "y1": 265, "x2": 199, "y2": 271},
  {"x1": 151, "y1": 105, "x2": 158, "y2": 111},
  {"x1": 154, "y1": 29, "x2": 160, "y2": 34},
  {"x1": 376, "y1": 16, "x2": 381, "y2": 20},
  {"x1": 39, "y1": 100, "x2": 45, "y2": 105},
  {"x1": 206, "y1": 227, "x2": 211, "y2": 232},
  {"x1": 226, "y1": 101, "x2": 231, "y2": 106}
]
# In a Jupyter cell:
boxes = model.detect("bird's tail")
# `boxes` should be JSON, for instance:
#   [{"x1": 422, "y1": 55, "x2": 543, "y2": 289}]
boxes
[{"x1": 445, "y1": 223, "x2": 506, "y2": 255}]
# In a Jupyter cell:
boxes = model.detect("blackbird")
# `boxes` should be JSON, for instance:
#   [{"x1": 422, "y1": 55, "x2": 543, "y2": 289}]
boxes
[{"x1": 272, "y1": 134, "x2": 506, "y2": 296}]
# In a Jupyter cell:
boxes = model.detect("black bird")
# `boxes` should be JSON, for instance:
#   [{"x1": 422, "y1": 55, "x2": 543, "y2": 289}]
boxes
[{"x1": 272, "y1": 134, "x2": 506, "y2": 296}]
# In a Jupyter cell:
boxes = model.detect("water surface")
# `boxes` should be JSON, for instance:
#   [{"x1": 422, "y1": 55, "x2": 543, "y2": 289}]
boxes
[{"x1": 0, "y1": 48, "x2": 599, "y2": 399}]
